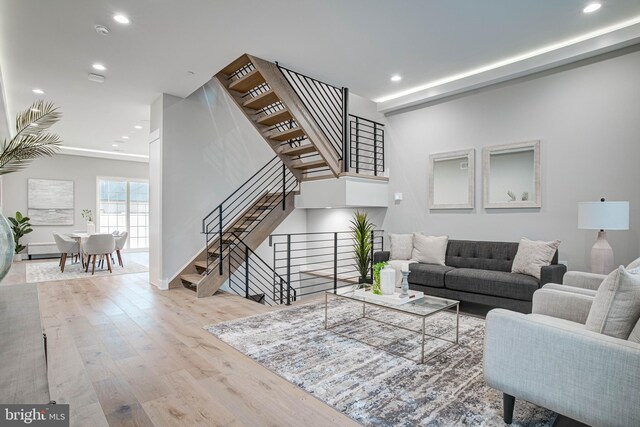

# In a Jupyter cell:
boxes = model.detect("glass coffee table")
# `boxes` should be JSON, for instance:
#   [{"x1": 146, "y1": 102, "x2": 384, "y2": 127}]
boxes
[{"x1": 324, "y1": 287, "x2": 460, "y2": 364}]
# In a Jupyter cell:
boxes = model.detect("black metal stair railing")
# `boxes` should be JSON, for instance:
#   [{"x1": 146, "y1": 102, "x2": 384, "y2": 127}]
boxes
[
  {"x1": 269, "y1": 230, "x2": 384, "y2": 302},
  {"x1": 349, "y1": 115, "x2": 385, "y2": 176},
  {"x1": 277, "y1": 62, "x2": 348, "y2": 161},
  {"x1": 226, "y1": 233, "x2": 297, "y2": 306},
  {"x1": 202, "y1": 155, "x2": 298, "y2": 275}
]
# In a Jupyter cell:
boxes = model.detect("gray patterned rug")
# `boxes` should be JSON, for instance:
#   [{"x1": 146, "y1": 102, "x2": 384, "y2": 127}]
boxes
[{"x1": 205, "y1": 299, "x2": 554, "y2": 426}]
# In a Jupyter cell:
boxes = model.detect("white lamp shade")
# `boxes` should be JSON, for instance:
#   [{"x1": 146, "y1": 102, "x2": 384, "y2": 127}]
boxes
[{"x1": 578, "y1": 201, "x2": 629, "y2": 230}]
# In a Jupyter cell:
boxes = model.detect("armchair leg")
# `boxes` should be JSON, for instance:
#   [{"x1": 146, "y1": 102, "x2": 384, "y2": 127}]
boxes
[{"x1": 504, "y1": 393, "x2": 515, "y2": 424}]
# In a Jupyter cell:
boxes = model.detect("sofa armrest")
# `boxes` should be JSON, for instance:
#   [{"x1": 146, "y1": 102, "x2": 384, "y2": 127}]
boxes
[
  {"x1": 484, "y1": 309, "x2": 640, "y2": 427},
  {"x1": 373, "y1": 251, "x2": 390, "y2": 264},
  {"x1": 563, "y1": 271, "x2": 606, "y2": 290},
  {"x1": 532, "y1": 288, "x2": 593, "y2": 324},
  {"x1": 540, "y1": 264, "x2": 566, "y2": 286},
  {"x1": 541, "y1": 283, "x2": 597, "y2": 298}
]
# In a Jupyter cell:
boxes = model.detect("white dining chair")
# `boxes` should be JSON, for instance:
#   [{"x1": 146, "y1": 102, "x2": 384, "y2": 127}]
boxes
[
  {"x1": 84, "y1": 234, "x2": 116, "y2": 274},
  {"x1": 53, "y1": 233, "x2": 81, "y2": 272},
  {"x1": 113, "y1": 231, "x2": 129, "y2": 267}
]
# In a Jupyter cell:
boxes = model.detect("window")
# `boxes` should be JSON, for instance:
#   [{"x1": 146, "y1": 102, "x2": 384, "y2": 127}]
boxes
[{"x1": 97, "y1": 178, "x2": 149, "y2": 250}]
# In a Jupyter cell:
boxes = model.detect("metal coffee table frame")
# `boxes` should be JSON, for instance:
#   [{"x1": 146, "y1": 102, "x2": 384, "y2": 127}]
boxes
[{"x1": 324, "y1": 290, "x2": 460, "y2": 364}]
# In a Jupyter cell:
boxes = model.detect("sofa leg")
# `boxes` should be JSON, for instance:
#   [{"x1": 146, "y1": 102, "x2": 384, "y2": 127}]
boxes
[{"x1": 504, "y1": 393, "x2": 515, "y2": 424}]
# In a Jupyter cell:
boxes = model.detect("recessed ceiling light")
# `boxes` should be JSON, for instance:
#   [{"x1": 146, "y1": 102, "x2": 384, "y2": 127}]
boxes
[
  {"x1": 390, "y1": 75, "x2": 402, "y2": 82},
  {"x1": 122, "y1": 136, "x2": 129, "y2": 140},
  {"x1": 32, "y1": 88, "x2": 44, "y2": 94},
  {"x1": 92, "y1": 63, "x2": 106, "y2": 71},
  {"x1": 583, "y1": 3, "x2": 602, "y2": 13},
  {"x1": 134, "y1": 125, "x2": 143, "y2": 129},
  {"x1": 113, "y1": 14, "x2": 130, "y2": 24},
  {"x1": 112, "y1": 143, "x2": 119, "y2": 147}
]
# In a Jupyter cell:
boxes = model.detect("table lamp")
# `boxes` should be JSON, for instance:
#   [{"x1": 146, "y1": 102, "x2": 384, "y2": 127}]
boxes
[{"x1": 578, "y1": 198, "x2": 629, "y2": 274}]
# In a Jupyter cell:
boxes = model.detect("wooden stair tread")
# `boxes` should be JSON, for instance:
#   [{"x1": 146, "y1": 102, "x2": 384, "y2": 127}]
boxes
[
  {"x1": 267, "y1": 127, "x2": 305, "y2": 142},
  {"x1": 228, "y1": 70, "x2": 266, "y2": 93},
  {"x1": 221, "y1": 54, "x2": 251, "y2": 76},
  {"x1": 291, "y1": 159, "x2": 327, "y2": 170},
  {"x1": 243, "y1": 90, "x2": 279, "y2": 110},
  {"x1": 279, "y1": 144, "x2": 317, "y2": 157},
  {"x1": 194, "y1": 261, "x2": 209, "y2": 270},
  {"x1": 181, "y1": 274, "x2": 203, "y2": 286},
  {"x1": 256, "y1": 109, "x2": 292, "y2": 126}
]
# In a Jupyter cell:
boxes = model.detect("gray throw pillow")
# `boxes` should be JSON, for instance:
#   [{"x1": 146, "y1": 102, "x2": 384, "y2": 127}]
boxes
[
  {"x1": 511, "y1": 237, "x2": 560, "y2": 280},
  {"x1": 389, "y1": 233, "x2": 414, "y2": 261},
  {"x1": 411, "y1": 233, "x2": 448, "y2": 266},
  {"x1": 585, "y1": 266, "x2": 640, "y2": 340}
]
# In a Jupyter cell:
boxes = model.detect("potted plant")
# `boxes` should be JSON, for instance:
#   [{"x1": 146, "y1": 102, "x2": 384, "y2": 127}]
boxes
[
  {"x1": 8, "y1": 211, "x2": 32, "y2": 262},
  {"x1": 0, "y1": 100, "x2": 62, "y2": 278},
  {"x1": 350, "y1": 210, "x2": 374, "y2": 284},
  {"x1": 82, "y1": 209, "x2": 95, "y2": 234},
  {"x1": 372, "y1": 261, "x2": 388, "y2": 295}
]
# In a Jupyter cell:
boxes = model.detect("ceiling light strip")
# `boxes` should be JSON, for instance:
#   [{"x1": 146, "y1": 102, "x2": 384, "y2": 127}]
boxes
[
  {"x1": 375, "y1": 15, "x2": 640, "y2": 103},
  {"x1": 59, "y1": 145, "x2": 149, "y2": 159}
]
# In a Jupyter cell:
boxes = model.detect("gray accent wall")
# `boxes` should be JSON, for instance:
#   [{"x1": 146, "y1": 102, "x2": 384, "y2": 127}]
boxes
[
  {"x1": 380, "y1": 49, "x2": 640, "y2": 271},
  {"x1": 1, "y1": 154, "x2": 148, "y2": 250}
]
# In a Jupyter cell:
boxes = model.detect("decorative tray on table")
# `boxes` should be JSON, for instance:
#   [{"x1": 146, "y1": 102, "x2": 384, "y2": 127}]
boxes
[{"x1": 353, "y1": 289, "x2": 425, "y2": 305}]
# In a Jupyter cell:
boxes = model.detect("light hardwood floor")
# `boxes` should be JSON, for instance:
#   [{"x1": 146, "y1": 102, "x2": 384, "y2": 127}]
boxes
[{"x1": 3, "y1": 257, "x2": 357, "y2": 427}]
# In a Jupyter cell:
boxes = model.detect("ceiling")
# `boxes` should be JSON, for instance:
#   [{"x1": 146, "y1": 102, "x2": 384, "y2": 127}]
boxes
[{"x1": 1, "y1": 0, "x2": 639, "y2": 159}]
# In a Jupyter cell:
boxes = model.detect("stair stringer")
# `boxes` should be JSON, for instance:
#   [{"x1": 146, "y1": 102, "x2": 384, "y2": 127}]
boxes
[{"x1": 195, "y1": 191, "x2": 296, "y2": 298}]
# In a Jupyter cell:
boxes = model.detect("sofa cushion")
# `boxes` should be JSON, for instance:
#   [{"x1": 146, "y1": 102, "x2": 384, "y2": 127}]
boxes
[
  {"x1": 445, "y1": 268, "x2": 540, "y2": 301},
  {"x1": 389, "y1": 233, "x2": 414, "y2": 261},
  {"x1": 585, "y1": 266, "x2": 640, "y2": 339},
  {"x1": 408, "y1": 263, "x2": 454, "y2": 288},
  {"x1": 445, "y1": 240, "x2": 519, "y2": 272},
  {"x1": 412, "y1": 233, "x2": 448, "y2": 266},
  {"x1": 511, "y1": 237, "x2": 561, "y2": 280}
]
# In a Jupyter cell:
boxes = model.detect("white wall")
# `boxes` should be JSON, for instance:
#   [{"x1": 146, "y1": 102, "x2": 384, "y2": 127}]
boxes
[
  {"x1": 381, "y1": 49, "x2": 640, "y2": 271},
  {"x1": 1, "y1": 154, "x2": 148, "y2": 249},
  {"x1": 153, "y1": 80, "x2": 275, "y2": 284}
]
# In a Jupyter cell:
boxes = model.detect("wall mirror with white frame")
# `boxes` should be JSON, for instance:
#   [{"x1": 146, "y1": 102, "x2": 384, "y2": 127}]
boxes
[
  {"x1": 482, "y1": 140, "x2": 541, "y2": 209},
  {"x1": 429, "y1": 148, "x2": 475, "y2": 210}
]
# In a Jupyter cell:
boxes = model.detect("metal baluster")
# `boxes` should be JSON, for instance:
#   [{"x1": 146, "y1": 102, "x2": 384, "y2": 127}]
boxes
[
  {"x1": 373, "y1": 122, "x2": 378, "y2": 176},
  {"x1": 342, "y1": 88, "x2": 349, "y2": 171},
  {"x1": 286, "y1": 234, "x2": 291, "y2": 305},
  {"x1": 355, "y1": 116, "x2": 360, "y2": 173},
  {"x1": 218, "y1": 205, "x2": 223, "y2": 275},
  {"x1": 282, "y1": 164, "x2": 286, "y2": 211},
  {"x1": 244, "y1": 244, "x2": 249, "y2": 299},
  {"x1": 333, "y1": 232, "x2": 338, "y2": 291}
]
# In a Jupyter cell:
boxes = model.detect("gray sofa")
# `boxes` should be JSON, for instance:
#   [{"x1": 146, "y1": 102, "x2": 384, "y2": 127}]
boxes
[{"x1": 374, "y1": 239, "x2": 566, "y2": 313}]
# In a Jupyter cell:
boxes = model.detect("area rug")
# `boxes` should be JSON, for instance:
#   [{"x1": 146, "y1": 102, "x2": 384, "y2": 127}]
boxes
[
  {"x1": 205, "y1": 299, "x2": 554, "y2": 426},
  {"x1": 25, "y1": 260, "x2": 148, "y2": 283}
]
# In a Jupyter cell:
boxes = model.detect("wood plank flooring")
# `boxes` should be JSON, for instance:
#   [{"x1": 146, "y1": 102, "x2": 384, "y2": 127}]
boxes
[{"x1": 2, "y1": 256, "x2": 357, "y2": 427}]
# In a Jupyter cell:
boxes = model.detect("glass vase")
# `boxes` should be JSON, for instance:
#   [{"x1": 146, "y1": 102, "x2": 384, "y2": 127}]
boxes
[{"x1": 0, "y1": 211, "x2": 15, "y2": 282}]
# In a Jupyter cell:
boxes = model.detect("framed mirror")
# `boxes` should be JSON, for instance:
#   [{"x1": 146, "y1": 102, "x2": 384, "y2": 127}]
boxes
[
  {"x1": 429, "y1": 149, "x2": 475, "y2": 209},
  {"x1": 483, "y1": 140, "x2": 541, "y2": 208}
]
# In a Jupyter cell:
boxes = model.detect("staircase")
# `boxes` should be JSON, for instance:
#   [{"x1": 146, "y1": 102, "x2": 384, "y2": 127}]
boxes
[
  {"x1": 176, "y1": 53, "x2": 386, "y2": 300},
  {"x1": 215, "y1": 54, "x2": 344, "y2": 180}
]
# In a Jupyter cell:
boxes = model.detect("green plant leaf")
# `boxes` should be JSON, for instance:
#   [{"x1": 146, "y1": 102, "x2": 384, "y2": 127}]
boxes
[{"x1": 15, "y1": 211, "x2": 23, "y2": 221}]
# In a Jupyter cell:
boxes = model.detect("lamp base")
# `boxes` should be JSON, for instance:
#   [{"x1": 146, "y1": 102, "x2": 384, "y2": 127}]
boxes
[{"x1": 591, "y1": 231, "x2": 614, "y2": 275}]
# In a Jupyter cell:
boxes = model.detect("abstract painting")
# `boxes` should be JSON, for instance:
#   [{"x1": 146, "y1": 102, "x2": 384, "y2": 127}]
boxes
[{"x1": 28, "y1": 179, "x2": 74, "y2": 225}]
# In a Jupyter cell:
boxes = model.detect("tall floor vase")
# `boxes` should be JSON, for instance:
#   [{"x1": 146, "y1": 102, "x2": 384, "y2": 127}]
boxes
[{"x1": 0, "y1": 211, "x2": 15, "y2": 282}]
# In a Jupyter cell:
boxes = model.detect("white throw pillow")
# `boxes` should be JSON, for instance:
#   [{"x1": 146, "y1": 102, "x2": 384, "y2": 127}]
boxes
[
  {"x1": 389, "y1": 233, "x2": 414, "y2": 261},
  {"x1": 411, "y1": 233, "x2": 448, "y2": 266},
  {"x1": 511, "y1": 237, "x2": 560, "y2": 280},
  {"x1": 585, "y1": 266, "x2": 640, "y2": 340}
]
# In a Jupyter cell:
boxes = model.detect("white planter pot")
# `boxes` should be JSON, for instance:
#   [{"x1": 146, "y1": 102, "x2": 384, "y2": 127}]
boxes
[
  {"x1": 13, "y1": 254, "x2": 22, "y2": 262},
  {"x1": 87, "y1": 222, "x2": 96, "y2": 234}
]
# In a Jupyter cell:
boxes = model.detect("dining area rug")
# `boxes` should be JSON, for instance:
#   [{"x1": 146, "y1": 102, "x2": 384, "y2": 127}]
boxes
[
  {"x1": 205, "y1": 299, "x2": 554, "y2": 427},
  {"x1": 25, "y1": 260, "x2": 148, "y2": 283}
]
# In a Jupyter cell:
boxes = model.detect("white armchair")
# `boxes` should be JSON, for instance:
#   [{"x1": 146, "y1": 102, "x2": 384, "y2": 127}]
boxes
[
  {"x1": 53, "y1": 233, "x2": 80, "y2": 272},
  {"x1": 84, "y1": 234, "x2": 115, "y2": 274},
  {"x1": 484, "y1": 279, "x2": 640, "y2": 426}
]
